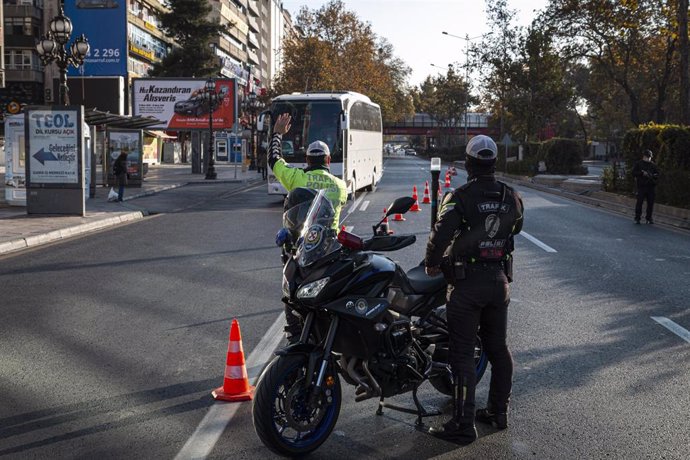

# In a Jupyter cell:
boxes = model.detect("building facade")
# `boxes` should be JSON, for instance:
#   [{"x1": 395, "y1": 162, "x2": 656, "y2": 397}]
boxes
[{"x1": 0, "y1": 0, "x2": 296, "y2": 117}]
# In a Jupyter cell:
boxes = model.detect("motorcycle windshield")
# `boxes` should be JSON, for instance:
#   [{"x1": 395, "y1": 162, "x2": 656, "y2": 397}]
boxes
[
  {"x1": 295, "y1": 190, "x2": 341, "y2": 267},
  {"x1": 282, "y1": 200, "x2": 313, "y2": 239}
]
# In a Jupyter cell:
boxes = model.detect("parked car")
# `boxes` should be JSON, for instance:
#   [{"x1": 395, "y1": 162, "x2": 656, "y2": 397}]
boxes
[
  {"x1": 405, "y1": 148, "x2": 417, "y2": 156},
  {"x1": 174, "y1": 94, "x2": 211, "y2": 117}
]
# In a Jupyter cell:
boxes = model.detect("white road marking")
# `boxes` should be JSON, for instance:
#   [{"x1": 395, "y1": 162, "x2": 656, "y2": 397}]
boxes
[
  {"x1": 519, "y1": 231, "x2": 557, "y2": 253},
  {"x1": 347, "y1": 192, "x2": 368, "y2": 215},
  {"x1": 651, "y1": 316, "x2": 690, "y2": 344},
  {"x1": 344, "y1": 226, "x2": 354, "y2": 233},
  {"x1": 174, "y1": 314, "x2": 286, "y2": 460},
  {"x1": 360, "y1": 200, "x2": 370, "y2": 212},
  {"x1": 655, "y1": 258, "x2": 665, "y2": 262}
]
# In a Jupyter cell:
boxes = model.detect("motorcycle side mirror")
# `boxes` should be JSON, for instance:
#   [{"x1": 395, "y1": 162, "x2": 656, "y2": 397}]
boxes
[{"x1": 386, "y1": 197, "x2": 415, "y2": 216}]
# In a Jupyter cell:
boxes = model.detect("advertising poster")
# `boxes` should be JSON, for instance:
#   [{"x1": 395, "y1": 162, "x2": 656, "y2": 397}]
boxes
[
  {"x1": 25, "y1": 108, "x2": 82, "y2": 185},
  {"x1": 132, "y1": 79, "x2": 237, "y2": 130},
  {"x1": 107, "y1": 130, "x2": 143, "y2": 184},
  {"x1": 65, "y1": 0, "x2": 128, "y2": 76}
]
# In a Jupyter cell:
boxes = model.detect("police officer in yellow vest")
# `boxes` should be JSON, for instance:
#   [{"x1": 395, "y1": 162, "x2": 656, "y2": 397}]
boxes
[
  {"x1": 269, "y1": 113, "x2": 348, "y2": 341},
  {"x1": 268, "y1": 113, "x2": 347, "y2": 229}
]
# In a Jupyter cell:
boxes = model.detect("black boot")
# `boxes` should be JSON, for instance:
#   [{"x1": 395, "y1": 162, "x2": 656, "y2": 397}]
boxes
[
  {"x1": 428, "y1": 376, "x2": 477, "y2": 445},
  {"x1": 475, "y1": 407, "x2": 508, "y2": 430}
]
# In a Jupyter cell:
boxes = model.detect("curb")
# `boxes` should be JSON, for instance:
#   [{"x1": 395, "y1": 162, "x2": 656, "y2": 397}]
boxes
[
  {"x1": 496, "y1": 174, "x2": 690, "y2": 231},
  {"x1": 0, "y1": 210, "x2": 145, "y2": 256}
]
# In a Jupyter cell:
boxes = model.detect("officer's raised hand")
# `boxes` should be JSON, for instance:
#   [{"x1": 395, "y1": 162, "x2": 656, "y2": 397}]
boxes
[{"x1": 274, "y1": 113, "x2": 292, "y2": 135}]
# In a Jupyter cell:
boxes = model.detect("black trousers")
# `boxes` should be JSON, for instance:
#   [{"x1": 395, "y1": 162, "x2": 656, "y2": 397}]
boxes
[
  {"x1": 635, "y1": 185, "x2": 656, "y2": 221},
  {"x1": 446, "y1": 266, "x2": 513, "y2": 420}
]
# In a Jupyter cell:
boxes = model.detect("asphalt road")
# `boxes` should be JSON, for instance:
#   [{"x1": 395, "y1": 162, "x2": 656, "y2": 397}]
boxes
[{"x1": 1, "y1": 157, "x2": 689, "y2": 459}]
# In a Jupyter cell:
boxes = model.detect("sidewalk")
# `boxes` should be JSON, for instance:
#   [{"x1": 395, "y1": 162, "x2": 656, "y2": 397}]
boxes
[{"x1": 0, "y1": 163, "x2": 265, "y2": 256}]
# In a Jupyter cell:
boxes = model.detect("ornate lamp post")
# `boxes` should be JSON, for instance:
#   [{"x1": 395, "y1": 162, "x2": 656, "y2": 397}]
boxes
[
  {"x1": 36, "y1": 7, "x2": 89, "y2": 106},
  {"x1": 205, "y1": 78, "x2": 219, "y2": 180}
]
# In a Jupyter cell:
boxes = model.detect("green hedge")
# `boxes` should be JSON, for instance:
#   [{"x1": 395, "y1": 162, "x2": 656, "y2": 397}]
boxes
[
  {"x1": 621, "y1": 123, "x2": 690, "y2": 208},
  {"x1": 538, "y1": 138, "x2": 586, "y2": 174}
]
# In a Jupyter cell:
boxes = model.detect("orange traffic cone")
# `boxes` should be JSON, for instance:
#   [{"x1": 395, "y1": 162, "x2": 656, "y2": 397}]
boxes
[
  {"x1": 393, "y1": 210, "x2": 406, "y2": 221},
  {"x1": 422, "y1": 181, "x2": 431, "y2": 204},
  {"x1": 379, "y1": 208, "x2": 394, "y2": 235},
  {"x1": 444, "y1": 172, "x2": 452, "y2": 189},
  {"x1": 212, "y1": 319, "x2": 254, "y2": 402},
  {"x1": 410, "y1": 185, "x2": 421, "y2": 212}
]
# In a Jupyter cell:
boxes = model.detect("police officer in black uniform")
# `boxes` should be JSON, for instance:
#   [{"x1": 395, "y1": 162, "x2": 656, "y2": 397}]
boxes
[
  {"x1": 425, "y1": 135, "x2": 524, "y2": 444},
  {"x1": 631, "y1": 149, "x2": 660, "y2": 224}
]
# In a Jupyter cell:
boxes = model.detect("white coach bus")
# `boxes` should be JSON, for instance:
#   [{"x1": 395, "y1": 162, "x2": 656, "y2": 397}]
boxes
[{"x1": 258, "y1": 91, "x2": 383, "y2": 196}]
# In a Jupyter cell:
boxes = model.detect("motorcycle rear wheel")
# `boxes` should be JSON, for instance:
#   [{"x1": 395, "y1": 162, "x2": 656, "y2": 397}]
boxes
[
  {"x1": 252, "y1": 354, "x2": 341, "y2": 457},
  {"x1": 427, "y1": 307, "x2": 489, "y2": 395}
]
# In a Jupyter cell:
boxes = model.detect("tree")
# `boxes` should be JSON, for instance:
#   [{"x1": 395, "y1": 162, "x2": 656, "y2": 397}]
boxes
[
  {"x1": 541, "y1": 0, "x2": 680, "y2": 126},
  {"x1": 273, "y1": 0, "x2": 413, "y2": 122},
  {"x1": 412, "y1": 66, "x2": 476, "y2": 147},
  {"x1": 149, "y1": 0, "x2": 230, "y2": 77}
]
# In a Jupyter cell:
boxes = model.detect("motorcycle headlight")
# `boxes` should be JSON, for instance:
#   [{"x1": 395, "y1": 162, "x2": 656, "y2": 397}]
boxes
[{"x1": 296, "y1": 277, "x2": 330, "y2": 299}]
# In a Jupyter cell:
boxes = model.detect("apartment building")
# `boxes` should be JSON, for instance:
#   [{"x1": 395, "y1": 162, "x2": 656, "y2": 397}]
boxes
[
  {"x1": 0, "y1": 0, "x2": 296, "y2": 116},
  {"x1": 1, "y1": 0, "x2": 44, "y2": 111}
]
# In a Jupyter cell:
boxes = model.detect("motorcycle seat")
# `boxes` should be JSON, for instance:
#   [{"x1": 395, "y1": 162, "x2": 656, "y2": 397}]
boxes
[{"x1": 405, "y1": 265, "x2": 447, "y2": 294}]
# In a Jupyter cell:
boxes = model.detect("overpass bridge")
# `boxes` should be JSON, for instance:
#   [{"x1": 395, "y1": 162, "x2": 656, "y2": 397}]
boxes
[{"x1": 383, "y1": 112, "x2": 497, "y2": 137}]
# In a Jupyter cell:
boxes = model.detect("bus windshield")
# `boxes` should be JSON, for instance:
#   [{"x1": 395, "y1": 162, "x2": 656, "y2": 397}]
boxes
[{"x1": 270, "y1": 100, "x2": 343, "y2": 163}]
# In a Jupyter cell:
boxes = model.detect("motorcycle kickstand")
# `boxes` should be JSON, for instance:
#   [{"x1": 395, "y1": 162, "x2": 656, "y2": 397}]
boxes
[
  {"x1": 412, "y1": 386, "x2": 441, "y2": 427},
  {"x1": 376, "y1": 396, "x2": 385, "y2": 416}
]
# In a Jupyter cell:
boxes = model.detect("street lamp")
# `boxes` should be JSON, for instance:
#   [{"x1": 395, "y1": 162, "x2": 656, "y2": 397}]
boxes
[
  {"x1": 205, "y1": 78, "x2": 219, "y2": 180},
  {"x1": 242, "y1": 91, "x2": 260, "y2": 171},
  {"x1": 36, "y1": 7, "x2": 89, "y2": 105},
  {"x1": 441, "y1": 31, "x2": 493, "y2": 146}
]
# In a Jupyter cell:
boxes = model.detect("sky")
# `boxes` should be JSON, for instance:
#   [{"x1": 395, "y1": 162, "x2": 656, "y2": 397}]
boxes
[{"x1": 281, "y1": 0, "x2": 549, "y2": 87}]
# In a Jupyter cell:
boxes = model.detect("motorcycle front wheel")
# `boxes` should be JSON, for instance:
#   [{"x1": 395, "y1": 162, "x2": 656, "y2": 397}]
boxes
[{"x1": 252, "y1": 354, "x2": 341, "y2": 457}]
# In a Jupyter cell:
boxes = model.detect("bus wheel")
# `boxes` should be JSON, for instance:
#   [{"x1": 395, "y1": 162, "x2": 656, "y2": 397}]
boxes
[{"x1": 348, "y1": 177, "x2": 357, "y2": 201}]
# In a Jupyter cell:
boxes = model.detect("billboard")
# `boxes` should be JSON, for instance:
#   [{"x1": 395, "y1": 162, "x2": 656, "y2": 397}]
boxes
[
  {"x1": 132, "y1": 79, "x2": 237, "y2": 130},
  {"x1": 65, "y1": 0, "x2": 128, "y2": 77},
  {"x1": 107, "y1": 129, "x2": 144, "y2": 186},
  {"x1": 25, "y1": 108, "x2": 83, "y2": 185}
]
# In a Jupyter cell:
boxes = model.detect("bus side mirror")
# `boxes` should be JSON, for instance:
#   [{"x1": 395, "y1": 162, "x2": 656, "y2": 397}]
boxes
[
  {"x1": 340, "y1": 111, "x2": 350, "y2": 131},
  {"x1": 257, "y1": 110, "x2": 271, "y2": 132}
]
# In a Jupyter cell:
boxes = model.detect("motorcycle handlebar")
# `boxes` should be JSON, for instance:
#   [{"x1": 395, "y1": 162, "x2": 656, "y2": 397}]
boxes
[{"x1": 362, "y1": 234, "x2": 416, "y2": 252}]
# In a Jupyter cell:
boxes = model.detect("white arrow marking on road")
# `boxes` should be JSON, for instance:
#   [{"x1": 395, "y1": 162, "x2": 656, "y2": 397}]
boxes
[
  {"x1": 651, "y1": 316, "x2": 690, "y2": 344},
  {"x1": 175, "y1": 314, "x2": 286, "y2": 460},
  {"x1": 360, "y1": 200, "x2": 370, "y2": 212},
  {"x1": 519, "y1": 231, "x2": 557, "y2": 253}
]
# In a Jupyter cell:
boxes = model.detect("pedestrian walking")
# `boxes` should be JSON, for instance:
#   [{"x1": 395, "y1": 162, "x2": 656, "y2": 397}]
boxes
[
  {"x1": 112, "y1": 150, "x2": 129, "y2": 202},
  {"x1": 259, "y1": 141, "x2": 268, "y2": 180},
  {"x1": 425, "y1": 135, "x2": 524, "y2": 445},
  {"x1": 632, "y1": 149, "x2": 660, "y2": 224}
]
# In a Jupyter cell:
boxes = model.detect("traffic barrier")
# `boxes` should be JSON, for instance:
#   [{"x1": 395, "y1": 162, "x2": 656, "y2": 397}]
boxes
[
  {"x1": 410, "y1": 185, "x2": 421, "y2": 212},
  {"x1": 422, "y1": 181, "x2": 431, "y2": 204},
  {"x1": 212, "y1": 319, "x2": 254, "y2": 402},
  {"x1": 379, "y1": 208, "x2": 394, "y2": 235},
  {"x1": 444, "y1": 173, "x2": 452, "y2": 189}
]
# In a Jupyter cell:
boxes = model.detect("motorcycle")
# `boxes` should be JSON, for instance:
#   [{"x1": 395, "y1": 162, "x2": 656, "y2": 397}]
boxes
[{"x1": 252, "y1": 190, "x2": 488, "y2": 457}]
